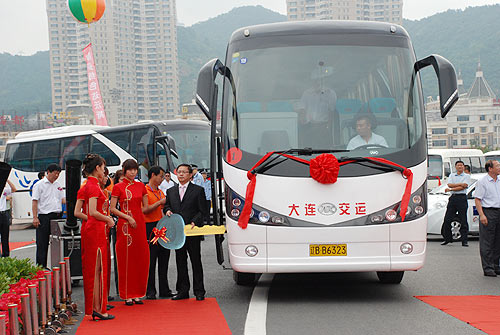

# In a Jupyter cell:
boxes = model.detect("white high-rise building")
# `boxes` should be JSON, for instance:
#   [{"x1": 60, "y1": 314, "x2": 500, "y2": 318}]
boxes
[
  {"x1": 286, "y1": 0, "x2": 403, "y2": 25},
  {"x1": 46, "y1": 0, "x2": 180, "y2": 126}
]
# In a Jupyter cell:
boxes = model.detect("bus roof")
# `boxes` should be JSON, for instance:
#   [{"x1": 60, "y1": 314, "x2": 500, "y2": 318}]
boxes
[
  {"x1": 230, "y1": 20, "x2": 410, "y2": 44},
  {"x1": 428, "y1": 149, "x2": 484, "y2": 158},
  {"x1": 13, "y1": 125, "x2": 109, "y2": 141}
]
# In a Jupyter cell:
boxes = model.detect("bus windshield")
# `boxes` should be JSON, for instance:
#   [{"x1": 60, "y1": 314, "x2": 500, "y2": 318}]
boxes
[
  {"x1": 224, "y1": 39, "x2": 425, "y2": 176},
  {"x1": 168, "y1": 128, "x2": 210, "y2": 170},
  {"x1": 428, "y1": 155, "x2": 443, "y2": 179}
]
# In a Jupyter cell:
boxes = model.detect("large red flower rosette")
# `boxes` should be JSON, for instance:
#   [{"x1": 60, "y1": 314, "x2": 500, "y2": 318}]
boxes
[{"x1": 309, "y1": 153, "x2": 340, "y2": 184}]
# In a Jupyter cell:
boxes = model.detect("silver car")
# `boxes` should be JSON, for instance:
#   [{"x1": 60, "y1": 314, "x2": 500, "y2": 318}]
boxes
[{"x1": 427, "y1": 173, "x2": 485, "y2": 240}]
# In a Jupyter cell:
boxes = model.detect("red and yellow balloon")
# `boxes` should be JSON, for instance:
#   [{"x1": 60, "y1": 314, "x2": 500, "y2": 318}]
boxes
[{"x1": 68, "y1": 0, "x2": 106, "y2": 24}]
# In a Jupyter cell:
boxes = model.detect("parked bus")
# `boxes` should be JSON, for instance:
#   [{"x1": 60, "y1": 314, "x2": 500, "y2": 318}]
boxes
[
  {"x1": 4, "y1": 120, "x2": 210, "y2": 221},
  {"x1": 427, "y1": 149, "x2": 485, "y2": 190},
  {"x1": 195, "y1": 21, "x2": 458, "y2": 284},
  {"x1": 484, "y1": 150, "x2": 500, "y2": 162}
]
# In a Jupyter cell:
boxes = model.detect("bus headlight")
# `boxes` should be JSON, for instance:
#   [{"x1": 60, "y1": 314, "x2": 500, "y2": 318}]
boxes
[
  {"x1": 258, "y1": 211, "x2": 270, "y2": 223},
  {"x1": 400, "y1": 243, "x2": 413, "y2": 254},
  {"x1": 245, "y1": 245, "x2": 258, "y2": 257},
  {"x1": 385, "y1": 209, "x2": 397, "y2": 222},
  {"x1": 231, "y1": 208, "x2": 240, "y2": 218},
  {"x1": 232, "y1": 198, "x2": 242, "y2": 207}
]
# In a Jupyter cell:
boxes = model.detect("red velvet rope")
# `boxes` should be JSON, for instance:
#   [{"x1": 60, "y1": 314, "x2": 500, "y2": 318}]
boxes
[
  {"x1": 429, "y1": 175, "x2": 441, "y2": 186},
  {"x1": 237, "y1": 152, "x2": 413, "y2": 229}
]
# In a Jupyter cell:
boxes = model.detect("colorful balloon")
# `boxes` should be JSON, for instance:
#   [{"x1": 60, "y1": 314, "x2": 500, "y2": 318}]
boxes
[{"x1": 68, "y1": 0, "x2": 106, "y2": 24}]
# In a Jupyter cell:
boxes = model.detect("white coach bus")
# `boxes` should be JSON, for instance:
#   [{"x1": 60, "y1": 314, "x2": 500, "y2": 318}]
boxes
[
  {"x1": 196, "y1": 21, "x2": 458, "y2": 284},
  {"x1": 4, "y1": 120, "x2": 210, "y2": 220}
]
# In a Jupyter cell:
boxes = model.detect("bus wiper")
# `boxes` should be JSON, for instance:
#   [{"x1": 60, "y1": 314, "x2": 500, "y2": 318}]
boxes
[
  {"x1": 252, "y1": 148, "x2": 350, "y2": 175},
  {"x1": 285, "y1": 148, "x2": 350, "y2": 155}
]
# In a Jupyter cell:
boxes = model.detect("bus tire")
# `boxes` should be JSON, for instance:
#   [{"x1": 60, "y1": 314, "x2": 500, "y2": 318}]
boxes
[
  {"x1": 233, "y1": 271, "x2": 256, "y2": 286},
  {"x1": 376, "y1": 271, "x2": 404, "y2": 284}
]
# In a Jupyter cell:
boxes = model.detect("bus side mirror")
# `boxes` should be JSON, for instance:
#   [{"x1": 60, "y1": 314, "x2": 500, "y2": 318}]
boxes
[
  {"x1": 415, "y1": 55, "x2": 458, "y2": 118},
  {"x1": 196, "y1": 58, "x2": 224, "y2": 121}
]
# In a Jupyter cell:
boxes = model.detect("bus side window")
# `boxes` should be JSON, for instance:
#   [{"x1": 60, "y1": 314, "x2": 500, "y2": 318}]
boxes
[
  {"x1": 444, "y1": 162, "x2": 451, "y2": 177},
  {"x1": 33, "y1": 139, "x2": 61, "y2": 172},
  {"x1": 90, "y1": 138, "x2": 120, "y2": 167},
  {"x1": 5, "y1": 143, "x2": 34, "y2": 172},
  {"x1": 470, "y1": 157, "x2": 481, "y2": 174},
  {"x1": 60, "y1": 136, "x2": 90, "y2": 168}
]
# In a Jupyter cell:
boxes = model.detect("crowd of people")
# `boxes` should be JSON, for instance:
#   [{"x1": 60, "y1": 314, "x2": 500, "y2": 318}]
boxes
[{"x1": 29, "y1": 156, "x2": 211, "y2": 321}]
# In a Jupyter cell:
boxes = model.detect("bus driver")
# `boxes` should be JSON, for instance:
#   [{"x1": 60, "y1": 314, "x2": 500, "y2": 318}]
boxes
[{"x1": 347, "y1": 113, "x2": 388, "y2": 150}]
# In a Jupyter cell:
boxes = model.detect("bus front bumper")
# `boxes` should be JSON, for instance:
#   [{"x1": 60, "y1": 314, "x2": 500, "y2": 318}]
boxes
[{"x1": 227, "y1": 216, "x2": 427, "y2": 274}]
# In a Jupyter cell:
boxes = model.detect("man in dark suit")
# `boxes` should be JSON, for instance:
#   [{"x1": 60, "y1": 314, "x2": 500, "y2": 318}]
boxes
[{"x1": 165, "y1": 164, "x2": 207, "y2": 301}]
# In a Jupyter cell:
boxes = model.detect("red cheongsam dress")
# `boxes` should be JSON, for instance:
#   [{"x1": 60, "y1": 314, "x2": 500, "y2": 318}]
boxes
[
  {"x1": 111, "y1": 179, "x2": 150, "y2": 299},
  {"x1": 81, "y1": 176, "x2": 110, "y2": 315}
]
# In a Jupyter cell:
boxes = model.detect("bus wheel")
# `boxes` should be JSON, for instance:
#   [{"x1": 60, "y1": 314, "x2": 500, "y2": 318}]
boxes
[
  {"x1": 233, "y1": 271, "x2": 256, "y2": 286},
  {"x1": 376, "y1": 271, "x2": 404, "y2": 284}
]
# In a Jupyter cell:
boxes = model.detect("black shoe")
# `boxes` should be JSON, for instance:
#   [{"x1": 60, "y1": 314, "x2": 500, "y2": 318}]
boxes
[
  {"x1": 106, "y1": 304, "x2": 115, "y2": 310},
  {"x1": 462, "y1": 242, "x2": 469, "y2": 247},
  {"x1": 159, "y1": 291, "x2": 174, "y2": 298},
  {"x1": 484, "y1": 271, "x2": 497, "y2": 277},
  {"x1": 125, "y1": 300, "x2": 134, "y2": 306},
  {"x1": 92, "y1": 311, "x2": 115, "y2": 321},
  {"x1": 108, "y1": 296, "x2": 115, "y2": 301},
  {"x1": 145, "y1": 295, "x2": 156, "y2": 300},
  {"x1": 441, "y1": 241, "x2": 451, "y2": 245},
  {"x1": 171, "y1": 293, "x2": 189, "y2": 300},
  {"x1": 133, "y1": 299, "x2": 144, "y2": 305},
  {"x1": 196, "y1": 295, "x2": 205, "y2": 301}
]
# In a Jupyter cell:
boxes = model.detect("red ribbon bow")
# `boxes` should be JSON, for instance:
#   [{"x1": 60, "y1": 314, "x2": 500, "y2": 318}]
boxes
[
  {"x1": 150, "y1": 227, "x2": 170, "y2": 245},
  {"x1": 238, "y1": 153, "x2": 413, "y2": 229}
]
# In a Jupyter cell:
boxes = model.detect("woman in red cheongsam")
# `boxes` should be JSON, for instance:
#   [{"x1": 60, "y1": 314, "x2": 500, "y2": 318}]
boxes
[
  {"x1": 110, "y1": 159, "x2": 150, "y2": 305},
  {"x1": 77, "y1": 154, "x2": 115, "y2": 320}
]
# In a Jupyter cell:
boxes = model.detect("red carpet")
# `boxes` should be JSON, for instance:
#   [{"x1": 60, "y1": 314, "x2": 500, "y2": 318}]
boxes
[
  {"x1": 9, "y1": 241, "x2": 35, "y2": 251},
  {"x1": 416, "y1": 295, "x2": 500, "y2": 334},
  {"x1": 76, "y1": 298, "x2": 232, "y2": 335}
]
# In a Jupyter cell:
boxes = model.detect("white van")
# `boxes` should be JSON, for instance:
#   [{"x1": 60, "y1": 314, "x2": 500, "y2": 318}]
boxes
[
  {"x1": 427, "y1": 149, "x2": 485, "y2": 190},
  {"x1": 484, "y1": 150, "x2": 500, "y2": 162}
]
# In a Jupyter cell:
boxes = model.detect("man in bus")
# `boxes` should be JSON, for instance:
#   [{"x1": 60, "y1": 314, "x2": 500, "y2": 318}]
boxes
[
  {"x1": 465, "y1": 165, "x2": 471, "y2": 174},
  {"x1": 32, "y1": 164, "x2": 65, "y2": 268},
  {"x1": 441, "y1": 160, "x2": 471, "y2": 247},
  {"x1": 298, "y1": 62, "x2": 337, "y2": 149},
  {"x1": 347, "y1": 113, "x2": 388, "y2": 150},
  {"x1": 474, "y1": 160, "x2": 500, "y2": 276}
]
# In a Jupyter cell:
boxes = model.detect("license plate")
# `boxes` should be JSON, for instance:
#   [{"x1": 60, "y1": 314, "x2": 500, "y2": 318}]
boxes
[{"x1": 309, "y1": 244, "x2": 347, "y2": 257}]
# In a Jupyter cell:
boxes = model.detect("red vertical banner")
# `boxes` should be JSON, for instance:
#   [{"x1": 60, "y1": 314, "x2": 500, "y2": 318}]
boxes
[{"x1": 83, "y1": 43, "x2": 108, "y2": 126}]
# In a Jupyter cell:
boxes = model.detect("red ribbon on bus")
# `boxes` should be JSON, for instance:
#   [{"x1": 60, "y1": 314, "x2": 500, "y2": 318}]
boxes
[
  {"x1": 429, "y1": 175, "x2": 441, "y2": 186},
  {"x1": 238, "y1": 153, "x2": 413, "y2": 229},
  {"x1": 150, "y1": 227, "x2": 169, "y2": 245}
]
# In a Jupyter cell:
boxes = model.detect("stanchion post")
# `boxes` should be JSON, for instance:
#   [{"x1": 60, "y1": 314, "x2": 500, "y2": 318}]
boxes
[
  {"x1": 44, "y1": 271, "x2": 53, "y2": 320},
  {"x1": 28, "y1": 284, "x2": 39, "y2": 335},
  {"x1": 58, "y1": 262, "x2": 67, "y2": 307},
  {"x1": 39, "y1": 278, "x2": 47, "y2": 331},
  {"x1": 8, "y1": 304, "x2": 19, "y2": 335},
  {"x1": 53, "y1": 268, "x2": 60, "y2": 313},
  {"x1": 20, "y1": 294, "x2": 32, "y2": 335},
  {"x1": 0, "y1": 312, "x2": 6, "y2": 335}
]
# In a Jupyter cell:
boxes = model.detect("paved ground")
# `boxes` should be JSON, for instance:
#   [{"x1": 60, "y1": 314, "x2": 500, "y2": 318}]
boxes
[{"x1": 9, "y1": 229, "x2": 495, "y2": 334}]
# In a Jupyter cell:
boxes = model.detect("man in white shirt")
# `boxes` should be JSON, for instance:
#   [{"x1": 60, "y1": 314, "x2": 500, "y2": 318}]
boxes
[
  {"x1": 299, "y1": 63, "x2": 337, "y2": 148},
  {"x1": 32, "y1": 164, "x2": 65, "y2": 268},
  {"x1": 0, "y1": 180, "x2": 16, "y2": 257},
  {"x1": 159, "y1": 171, "x2": 175, "y2": 195},
  {"x1": 347, "y1": 114, "x2": 388, "y2": 150}
]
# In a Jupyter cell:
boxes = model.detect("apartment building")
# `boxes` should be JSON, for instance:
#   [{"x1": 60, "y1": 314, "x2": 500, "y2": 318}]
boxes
[
  {"x1": 46, "y1": 0, "x2": 179, "y2": 126},
  {"x1": 286, "y1": 0, "x2": 403, "y2": 25}
]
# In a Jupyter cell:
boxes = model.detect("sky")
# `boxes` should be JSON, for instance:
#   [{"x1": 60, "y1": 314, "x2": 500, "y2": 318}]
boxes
[{"x1": 1, "y1": 0, "x2": 499, "y2": 55}]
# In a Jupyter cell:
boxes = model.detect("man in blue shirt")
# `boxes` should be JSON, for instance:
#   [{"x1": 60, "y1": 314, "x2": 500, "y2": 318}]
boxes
[
  {"x1": 474, "y1": 159, "x2": 500, "y2": 276},
  {"x1": 191, "y1": 164, "x2": 204, "y2": 187},
  {"x1": 441, "y1": 160, "x2": 471, "y2": 246},
  {"x1": 201, "y1": 170, "x2": 212, "y2": 225}
]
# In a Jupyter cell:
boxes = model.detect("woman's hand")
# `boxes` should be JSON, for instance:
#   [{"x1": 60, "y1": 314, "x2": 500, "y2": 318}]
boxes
[
  {"x1": 127, "y1": 216, "x2": 137, "y2": 228},
  {"x1": 106, "y1": 216, "x2": 115, "y2": 228}
]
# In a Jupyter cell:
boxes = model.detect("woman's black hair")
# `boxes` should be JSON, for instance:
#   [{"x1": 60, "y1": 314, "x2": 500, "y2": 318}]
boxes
[
  {"x1": 82, "y1": 153, "x2": 106, "y2": 176},
  {"x1": 113, "y1": 170, "x2": 123, "y2": 185},
  {"x1": 122, "y1": 159, "x2": 139, "y2": 174}
]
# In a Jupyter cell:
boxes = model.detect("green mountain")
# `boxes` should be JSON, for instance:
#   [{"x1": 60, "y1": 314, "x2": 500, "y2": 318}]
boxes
[
  {"x1": 3, "y1": 5, "x2": 500, "y2": 113},
  {"x1": 0, "y1": 51, "x2": 51, "y2": 115},
  {"x1": 177, "y1": 5, "x2": 287, "y2": 103},
  {"x1": 403, "y1": 4, "x2": 500, "y2": 99}
]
